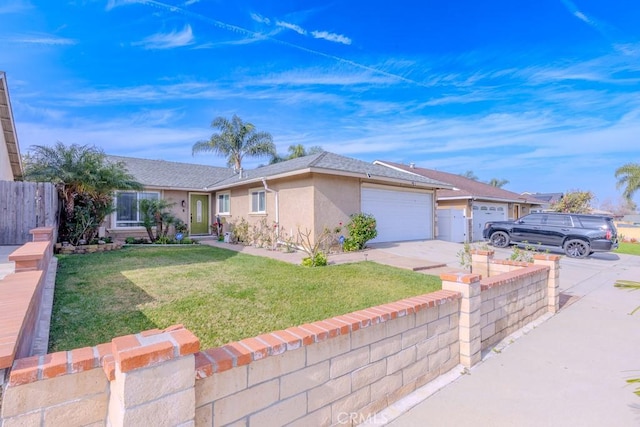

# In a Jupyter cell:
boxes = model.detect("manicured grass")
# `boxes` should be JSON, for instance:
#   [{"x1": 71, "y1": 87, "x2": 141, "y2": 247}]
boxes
[
  {"x1": 49, "y1": 246, "x2": 441, "y2": 351},
  {"x1": 615, "y1": 242, "x2": 640, "y2": 256}
]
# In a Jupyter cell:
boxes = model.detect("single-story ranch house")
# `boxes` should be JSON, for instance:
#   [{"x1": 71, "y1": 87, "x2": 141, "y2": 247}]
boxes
[
  {"x1": 104, "y1": 152, "x2": 453, "y2": 244},
  {"x1": 374, "y1": 161, "x2": 544, "y2": 242}
]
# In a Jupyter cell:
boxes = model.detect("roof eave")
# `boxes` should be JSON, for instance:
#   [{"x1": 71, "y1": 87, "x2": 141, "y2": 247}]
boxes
[
  {"x1": 205, "y1": 166, "x2": 452, "y2": 191},
  {"x1": 0, "y1": 72, "x2": 23, "y2": 180}
]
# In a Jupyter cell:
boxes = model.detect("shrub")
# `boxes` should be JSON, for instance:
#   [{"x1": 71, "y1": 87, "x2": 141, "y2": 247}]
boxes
[
  {"x1": 301, "y1": 252, "x2": 328, "y2": 267},
  {"x1": 343, "y1": 213, "x2": 377, "y2": 251}
]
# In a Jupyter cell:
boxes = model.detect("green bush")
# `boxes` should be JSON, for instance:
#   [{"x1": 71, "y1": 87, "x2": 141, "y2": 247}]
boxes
[
  {"x1": 343, "y1": 213, "x2": 377, "y2": 251},
  {"x1": 301, "y1": 252, "x2": 328, "y2": 267}
]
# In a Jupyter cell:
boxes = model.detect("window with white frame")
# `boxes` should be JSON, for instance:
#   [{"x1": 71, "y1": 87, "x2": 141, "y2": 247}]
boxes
[
  {"x1": 250, "y1": 189, "x2": 266, "y2": 213},
  {"x1": 217, "y1": 192, "x2": 230, "y2": 215},
  {"x1": 114, "y1": 191, "x2": 159, "y2": 227}
]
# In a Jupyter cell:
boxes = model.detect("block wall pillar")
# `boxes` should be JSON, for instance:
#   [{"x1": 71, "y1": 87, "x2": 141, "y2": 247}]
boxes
[
  {"x1": 533, "y1": 254, "x2": 561, "y2": 313},
  {"x1": 470, "y1": 249, "x2": 494, "y2": 278},
  {"x1": 441, "y1": 273, "x2": 482, "y2": 368},
  {"x1": 107, "y1": 326, "x2": 200, "y2": 427}
]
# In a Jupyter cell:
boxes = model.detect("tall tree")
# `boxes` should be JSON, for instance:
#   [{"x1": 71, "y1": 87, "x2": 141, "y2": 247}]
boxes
[
  {"x1": 615, "y1": 162, "x2": 640, "y2": 202},
  {"x1": 270, "y1": 144, "x2": 323, "y2": 164},
  {"x1": 487, "y1": 178, "x2": 509, "y2": 188},
  {"x1": 551, "y1": 190, "x2": 594, "y2": 213},
  {"x1": 24, "y1": 142, "x2": 141, "y2": 243},
  {"x1": 193, "y1": 114, "x2": 275, "y2": 170}
]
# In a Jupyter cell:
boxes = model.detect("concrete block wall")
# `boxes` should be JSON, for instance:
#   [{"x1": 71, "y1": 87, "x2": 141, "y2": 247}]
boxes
[
  {"x1": 1, "y1": 242, "x2": 561, "y2": 426},
  {"x1": 470, "y1": 250, "x2": 561, "y2": 350},
  {"x1": 1, "y1": 325, "x2": 200, "y2": 426},
  {"x1": 193, "y1": 290, "x2": 461, "y2": 426},
  {"x1": 1, "y1": 227, "x2": 55, "y2": 380},
  {"x1": 479, "y1": 265, "x2": 549, "y2": 350}
]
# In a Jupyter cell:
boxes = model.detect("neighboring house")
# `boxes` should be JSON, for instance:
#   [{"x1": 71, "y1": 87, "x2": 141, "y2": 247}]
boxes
[
  {"x1": 520, "y1": 192, "x2": 563, "y2": 212},
  {"x1": 374, "y1": 161, "x2": 543, "y2": 243},
  {"x1": 0, "y1": 71, "x2": 23, "y2": 181},
  {"x1": 105, "y1": 152, "x2": 453, "y2": 244}
]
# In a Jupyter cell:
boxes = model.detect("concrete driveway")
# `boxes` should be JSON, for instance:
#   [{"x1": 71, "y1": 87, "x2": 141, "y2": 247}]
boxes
[{"x1": 362, "y1": 240, "x2": 640, "y2": 426}]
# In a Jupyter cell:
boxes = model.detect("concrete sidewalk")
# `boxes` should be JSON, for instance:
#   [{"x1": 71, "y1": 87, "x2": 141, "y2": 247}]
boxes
[{"x1": 382, "y1": 252, "x2": 640, "y2": 427}]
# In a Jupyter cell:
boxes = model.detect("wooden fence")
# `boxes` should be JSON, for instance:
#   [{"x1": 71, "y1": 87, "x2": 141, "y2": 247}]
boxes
[{"x1": 0, "y1": 181, "x2": 58, "y2": 245}]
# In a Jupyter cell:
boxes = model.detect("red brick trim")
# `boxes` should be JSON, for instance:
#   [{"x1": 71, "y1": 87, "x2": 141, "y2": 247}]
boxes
[
  {"x1": 480, "y1": 265, "x2": 549, "y2": 291},
  {"x1": 8, "y1": 325, "x2": 199, "y2": 386},
  {"x1": 440, "y1": 273, "x2": 482, "y2": 284}
]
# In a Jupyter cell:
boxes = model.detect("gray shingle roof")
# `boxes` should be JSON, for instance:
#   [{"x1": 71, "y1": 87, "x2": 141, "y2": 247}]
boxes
[
  {"x1": 376, "y1": 160, "x2": 544, "y2": 205},
  {"x1": 106, "y1": 152, "x2": 453, "y2": 191},
  {"x1": 106, "y1": 155, "x2": 233, "y2": 190},
  {"x1": 210, "y1": 152, "x2": 452, "y2": 189}
]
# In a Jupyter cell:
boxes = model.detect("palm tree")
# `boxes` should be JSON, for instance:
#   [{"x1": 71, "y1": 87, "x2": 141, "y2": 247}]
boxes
[
  {"x1": 488, "y1": 178, "x2": 509, "y2": 188},
  {"x1": 270, "y1": 144, "x2": 323, "y2": 164},
  {"x1": 615, "y1": 163, "x2": 640, "y2": 201},
  {"x1": 460, "y1": 170, "x2": 478, "y2": 180},
  {"x1": 24, "y1": 142, "x2": 141, "y2": 242},
  {"x1": 193, "y1": 114, "x2": 275, "y2": 170}
]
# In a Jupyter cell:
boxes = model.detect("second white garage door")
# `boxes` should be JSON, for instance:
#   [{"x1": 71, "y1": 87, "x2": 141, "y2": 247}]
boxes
[
  {"x1": 471, "y1": 202, "x2": 508, "y2": 241},
  {"x1": 361, "y1": 186, "x2": 433, "y2": 243}
]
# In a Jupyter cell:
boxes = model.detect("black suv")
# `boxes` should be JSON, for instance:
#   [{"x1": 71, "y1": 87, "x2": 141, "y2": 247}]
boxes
[{"x1": 482, "y1": 212, "x2": 618, "y2": 258}]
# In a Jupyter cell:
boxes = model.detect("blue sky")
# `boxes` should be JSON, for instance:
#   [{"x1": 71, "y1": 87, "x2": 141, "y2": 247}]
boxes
[{"x1": 2, "y1": 0, "x2": 640, "y2": 207}]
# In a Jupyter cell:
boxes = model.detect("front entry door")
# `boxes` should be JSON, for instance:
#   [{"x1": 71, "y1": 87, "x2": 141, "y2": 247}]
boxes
[{"x1": 190, "y1": 195, "x2": 209, "y2": 235}]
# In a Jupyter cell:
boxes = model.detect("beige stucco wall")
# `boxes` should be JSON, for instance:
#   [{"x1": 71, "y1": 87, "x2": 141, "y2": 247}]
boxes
[
  {"x1": 219, "y1": 173, "x2": 360, "y2": 245},
  {"x1": 437, "y1": 199, "x2": 470, "y2": 212},
  {"x1": 312, "y1": 174, "x2": 360, "y2": 232}
]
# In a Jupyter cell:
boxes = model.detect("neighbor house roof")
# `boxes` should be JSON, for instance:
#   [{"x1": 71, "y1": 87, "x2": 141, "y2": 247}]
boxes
[
  {"x1": 374, "y1": 160, "x2": 544, "y2": 205},
  {"x1": 0, "y1": 72, "x2": 23, "y2": 180},
  {"x1": 521, "y1": 192, "x2": 563, "y2": 204},
  {"x1": 107, "y1": 155, "x2": 233, "y2": 190},
  {"x1": 208, "y1": 152, "x2": 453, "y2": 190}
]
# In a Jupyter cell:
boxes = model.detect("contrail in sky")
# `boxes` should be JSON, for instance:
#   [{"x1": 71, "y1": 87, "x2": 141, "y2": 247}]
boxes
[{"x1": 131, "y1": 0, "x2": 431, "y2": 88}]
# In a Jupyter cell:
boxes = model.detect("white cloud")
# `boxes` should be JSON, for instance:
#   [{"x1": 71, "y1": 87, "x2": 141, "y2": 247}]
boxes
[
  {"x1": 311, "y1": 31, "x2": 351, "y2": 45},
  {"x1": 133, "y1": 25, "x2": 195, "y2": 50},
  {"x1": 250, "y1": 13, "x2": 270, "y2": 25},
  {"x1": 105, "y1": 0, "x2": 136, "y2": 12},
  {"x1": 10, "y1": 33, "x2": 77, "y2": 45},
  {"x1": 276, "y1": 20, "x2": 306, "y2": 35},
  {"x1": 0, "y1": 0, "x2": 32, "y2": 14}
]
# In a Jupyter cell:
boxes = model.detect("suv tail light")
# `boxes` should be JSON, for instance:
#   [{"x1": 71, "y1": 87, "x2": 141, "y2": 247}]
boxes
[{"x1": 606, "y1": 230, "x2": 612, "y2": 240}]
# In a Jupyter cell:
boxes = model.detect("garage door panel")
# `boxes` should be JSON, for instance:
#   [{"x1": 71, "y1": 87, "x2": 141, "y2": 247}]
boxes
[
  {"x1": 361, "y1": 187, "x2": 432, "y2": 243},
  {"x1": 471, "y1": 202, "x2": 507, "y2": 242}
]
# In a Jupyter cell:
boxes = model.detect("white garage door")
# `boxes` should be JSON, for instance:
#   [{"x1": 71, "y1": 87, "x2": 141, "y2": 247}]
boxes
[
  {"x1": 471, "y1": 202, "x2": 508, "y2": 241},
  {"x1": 437, "y1": 209, "x2": 467, "y2": 243},
  {"x1": 361, "y1": 187, "x2": 433, "y2": 243}
]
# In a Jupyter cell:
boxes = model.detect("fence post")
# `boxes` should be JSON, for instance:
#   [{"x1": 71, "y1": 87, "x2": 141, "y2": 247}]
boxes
[{"x1": 441, "y1": 273, "x2": 482, "y2": 368}]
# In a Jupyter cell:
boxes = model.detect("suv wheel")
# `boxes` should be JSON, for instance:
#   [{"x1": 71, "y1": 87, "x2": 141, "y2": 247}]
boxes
[
  {"x1": 564, "y1": 239, "x2": 590, "y2": 258},
  {"x1": 490, "y1": 231, "x2": 510, "y2": 248}
]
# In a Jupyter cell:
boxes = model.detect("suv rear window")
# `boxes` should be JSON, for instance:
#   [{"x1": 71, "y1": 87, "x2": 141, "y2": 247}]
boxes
[{"x1": 577, "y1": 216, "x2": 609, "y2": 230}]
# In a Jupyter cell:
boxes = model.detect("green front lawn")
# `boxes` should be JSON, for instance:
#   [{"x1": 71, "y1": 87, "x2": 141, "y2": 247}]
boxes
[
  {"x1": 615, "y1": 242, "x2": 640, "y2": 256},
  {"x1": 50, "y1": 246, "x2": 441, "y2": 351}
]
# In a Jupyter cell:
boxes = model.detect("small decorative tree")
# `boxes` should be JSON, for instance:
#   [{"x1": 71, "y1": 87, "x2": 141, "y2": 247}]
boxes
[{"x1": 139, "y1": 199, "x2": 176, "y2": 242}]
